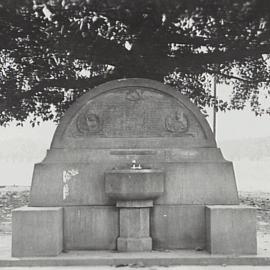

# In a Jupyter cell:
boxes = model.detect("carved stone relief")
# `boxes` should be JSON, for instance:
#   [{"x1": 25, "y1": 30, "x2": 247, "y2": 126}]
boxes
[
  {"x1": 76, "y1": 111, "x2": 103, "y2": 135},
  {"x1": 125, "y1": 89, "x2": 144, "y2": 102},
  {"x1": 67, "y1": 87, "x2": 203, "y2": 138},
  {"x1": 165, "y1": 111, "x2": 189, "y2": 134}
]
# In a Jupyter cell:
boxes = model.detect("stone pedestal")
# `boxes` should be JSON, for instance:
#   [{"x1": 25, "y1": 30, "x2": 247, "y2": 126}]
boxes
[
  {"x1": 117, "y1": 201, "x2": 153, "y2": 251},
  {"x1": 12, "y1": 207, "x2": 63, "y2": 257},
  {"x1": 206, "y1": 205, "x2": 257, "y2": 255}
]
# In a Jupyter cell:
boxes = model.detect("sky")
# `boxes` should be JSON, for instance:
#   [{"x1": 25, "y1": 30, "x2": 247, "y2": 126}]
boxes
[{"x1": 210, "y1": 108, "x2": 270, "y2": 142}]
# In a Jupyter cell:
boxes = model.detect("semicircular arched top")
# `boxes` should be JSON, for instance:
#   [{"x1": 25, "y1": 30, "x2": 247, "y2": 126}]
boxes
[{"x1": 51, "y1": 78, "x2": 216, "y2": 149}]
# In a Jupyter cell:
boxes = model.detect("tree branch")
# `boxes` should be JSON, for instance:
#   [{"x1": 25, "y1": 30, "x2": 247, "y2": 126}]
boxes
[
  {"x1": 205, "y1": 69, "x2": 259, "y2": 84},
  {"x1": 150, "y1": 45, "x2": 270, "y2": 75},
  {"x1": 33, "y1": 74, "x2": 121, "y2": 90},
  {"x1": 53, "y1": 35, "x2": 130, "y2": 66}
]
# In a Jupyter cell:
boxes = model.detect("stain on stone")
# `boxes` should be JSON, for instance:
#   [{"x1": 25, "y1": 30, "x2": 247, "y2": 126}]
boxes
[{"x1": 62, "y1": 169, "x2": 79, "y2": 201}]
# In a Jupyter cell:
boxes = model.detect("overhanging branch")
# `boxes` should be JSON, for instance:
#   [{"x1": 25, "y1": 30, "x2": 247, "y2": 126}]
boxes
[
  {"x1": 205, "y1": 69, "x2": 259, "y2": 84},
  {"x1": 33, "y1": 73, "x2": 121, "y2": 90}
]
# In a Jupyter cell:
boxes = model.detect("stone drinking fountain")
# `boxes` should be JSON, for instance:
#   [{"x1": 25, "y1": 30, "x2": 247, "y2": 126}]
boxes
[
  {"x1": 12, "y1": 78, "x2": 257, "y2": 258},
  {"x1": 105, "y1": 160, "x2": 164, "y2": 251}
]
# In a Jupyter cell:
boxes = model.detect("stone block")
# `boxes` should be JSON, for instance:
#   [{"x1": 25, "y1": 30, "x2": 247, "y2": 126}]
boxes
[
  {"x1": 12, "y1": 207, "x2": 63, "y2": 257},
  {"x1": 63, "y1": 206, "x2": 118, "y2": 250},
  {"x1": 206, "y1": 205, "x2": 257, "y2": 254},
  {"x1": 156, "y1": 161, "x2": 239, "y2": 205},
  {"x1": 151, "y1": 205, "x2": 206, "y2": 249},
  {"x1": 119, "y1": 208, "x2": 149, "y2": 238},
  {"x1": 30, "y1": 162, "x2": 113, "y2": 207},
  {"x1": 117, "y1": 237, "x2": 152, "y2": 252}
]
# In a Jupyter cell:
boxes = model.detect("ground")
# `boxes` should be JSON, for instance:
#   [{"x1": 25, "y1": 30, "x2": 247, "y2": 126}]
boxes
[
  {"x1": 239, "y1": 191, "x2": 270, "y2": 234},
  {"x1": 0, "y1": 186, "x2": 29, "y2": 234}
]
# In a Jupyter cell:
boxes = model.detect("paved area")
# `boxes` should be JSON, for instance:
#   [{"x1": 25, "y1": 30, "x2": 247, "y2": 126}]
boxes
[
  {"x1": 0, "y1": 232, "x2": 270, "y2": 267},
  {"x1": 1, "y1": 232, "x2": 269, "y2": 258},
  {"x1": 4, "y1": 233, "x2": 270, "y2": 260},
  {"x1": 0, "y1": 266, "x2": 270, "y2": 269}
]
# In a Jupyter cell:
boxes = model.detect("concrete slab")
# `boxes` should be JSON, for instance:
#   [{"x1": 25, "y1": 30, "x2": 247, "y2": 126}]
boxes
[{"x1": 1, "y1": 233, "x2": 270, "y2": 267}]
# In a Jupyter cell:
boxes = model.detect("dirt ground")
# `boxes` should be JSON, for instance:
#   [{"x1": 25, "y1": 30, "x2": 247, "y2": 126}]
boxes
[
  {"x1": 239, "y1": 191, "x2": 270, "y2": 234},
  {"x1": 0, "y1": 186, "x2": 30, "y2": 233},
  {"x1": 0, "y1": 186, "x2": 270, "y2": 235}
]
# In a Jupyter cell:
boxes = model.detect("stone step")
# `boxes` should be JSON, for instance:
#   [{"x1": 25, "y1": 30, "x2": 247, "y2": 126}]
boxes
[{"x1": 1, "y1": 250, "x2": 270, "y2": 267}]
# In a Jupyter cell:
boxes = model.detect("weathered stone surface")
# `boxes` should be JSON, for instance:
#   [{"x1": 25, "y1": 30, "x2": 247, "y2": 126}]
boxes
[
  {"x1": 51, "y1": 79, "x2": 216, "y2": 149},
  {"x1": 117, "y1": 207, "x2": 152, "y2": 252},
  {"x1": 151, "y1": 205, "x2": 206, "y2": 249},
  {"x1": 67, "y1": 88, "x2": 200, "y2": 139},
  {"x1": 206, "y1": 205, "x2": 257, "y2": 254},
  {"x1": 105, "y1": 169, "x2": 164, "y2": 201},
  {"x1": 116, "y1": 200, "x2": 153, "y2": 208},
  {"x1": 12, "y1": 207, "x2": 63, "y2": 257},
  {"x1": 63, "y1": 206, "x2": 118, "y2": 250},
  {"x1": 119, "y1": 208, "x2": 150, "y2": 238},
  {"x1": 156, "y1": 161, "x2": 239, "y2": 205},
  {"x1": 117, "y1": 237, "x2": 152, "y2": 252},
  {"x1": 30, "y1": 160, "x2": 238, "y2": 206}
]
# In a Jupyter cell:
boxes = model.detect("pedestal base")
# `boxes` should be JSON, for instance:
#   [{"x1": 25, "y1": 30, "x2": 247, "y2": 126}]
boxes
[
  {"x1": 206, "y1": 205, "x2": 257, "y2": 255},
  {"x1": 12, "y1": 207, "x2": 63, "y2": 257},
  {"x1": 117, "y1": 200, "x2": 153, "y2": 252},
  {"x1": 117, "y1": 237, "x2": 152, "y2": 251}
]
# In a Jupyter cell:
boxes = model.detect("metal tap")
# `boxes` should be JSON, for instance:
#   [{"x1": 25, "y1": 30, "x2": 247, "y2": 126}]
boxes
[{"x1": 131, "y1": 160, "x2": 142, "y2": 170}]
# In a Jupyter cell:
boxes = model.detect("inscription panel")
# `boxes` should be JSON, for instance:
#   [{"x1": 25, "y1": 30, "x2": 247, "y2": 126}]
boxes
[{"x1": 66, "y1": 87, "x2": 204, "y2": 138}]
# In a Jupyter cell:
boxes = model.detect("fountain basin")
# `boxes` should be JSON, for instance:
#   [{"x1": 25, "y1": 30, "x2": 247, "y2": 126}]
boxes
[{"x1": 105, "y1": 169, "x2": 164, "y2": 201}]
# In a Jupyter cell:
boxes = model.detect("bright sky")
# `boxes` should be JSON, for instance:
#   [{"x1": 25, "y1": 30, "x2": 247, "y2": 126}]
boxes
[
  {"x1": 211, "y1": 83, "x2": 270, "y2": 142},
  {"x1": 210, "y1": 109, "x2": 270, "y2": 142}
]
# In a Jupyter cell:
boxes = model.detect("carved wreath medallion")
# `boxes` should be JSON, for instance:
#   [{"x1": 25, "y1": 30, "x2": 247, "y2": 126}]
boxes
[
  {"x1": 76, "y1": 110, "x2": 103, "y2": 135},
  {"x1": 165, "y1": 110, "x2": 189, "y2": 134}
]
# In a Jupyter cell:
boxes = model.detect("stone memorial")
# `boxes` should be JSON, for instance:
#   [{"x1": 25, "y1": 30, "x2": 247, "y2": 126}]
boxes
[{"x1": 12, "y1": 78, "x2": 257, "y2": 257}]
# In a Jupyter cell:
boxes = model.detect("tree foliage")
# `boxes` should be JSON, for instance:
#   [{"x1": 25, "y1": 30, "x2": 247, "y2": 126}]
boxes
[{"x1": 0, "y1": 0, "x2": 270, "y2": 126}]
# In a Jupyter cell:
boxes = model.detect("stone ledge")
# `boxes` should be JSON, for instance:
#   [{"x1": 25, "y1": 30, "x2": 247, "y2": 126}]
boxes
[
  {"x1": 116, "y1": 200, "x2": 153, "y2": 208},
  {"x1": 1, "y1": 250, "x2": 270, "y2": 267}
]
